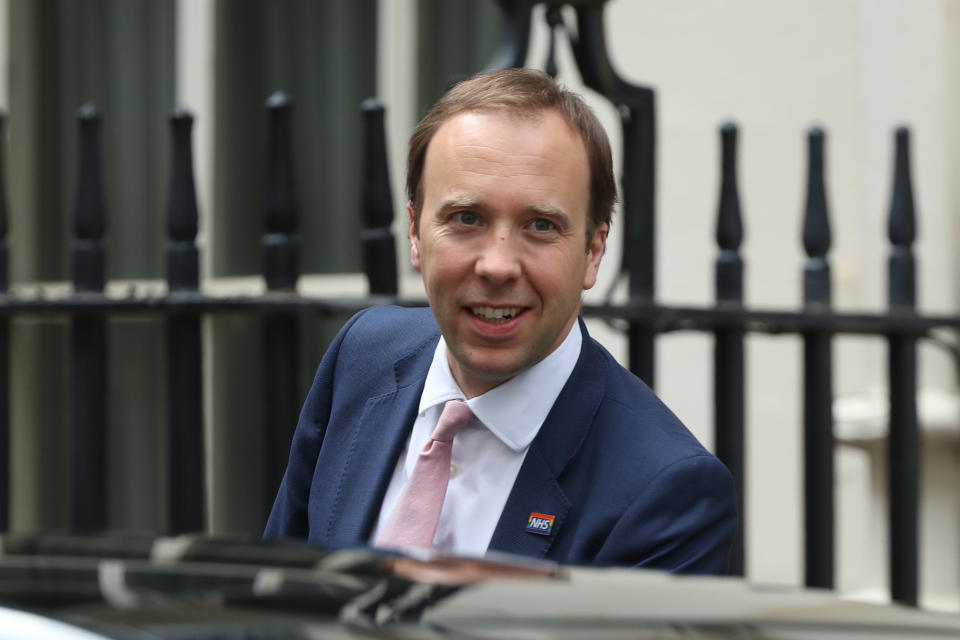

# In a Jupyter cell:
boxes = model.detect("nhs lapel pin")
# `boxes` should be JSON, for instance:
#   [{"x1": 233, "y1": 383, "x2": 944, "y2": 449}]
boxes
[{"x1": 526, "y1": 512, "x2": 555, "y2": 536}]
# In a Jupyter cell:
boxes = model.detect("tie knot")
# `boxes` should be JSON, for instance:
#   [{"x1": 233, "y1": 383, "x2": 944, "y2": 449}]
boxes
[{"x1": 431, "y1": 399, "x2": 474, "y2": 442}]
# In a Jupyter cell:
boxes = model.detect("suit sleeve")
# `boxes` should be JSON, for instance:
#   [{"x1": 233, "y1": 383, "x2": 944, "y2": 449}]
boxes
[
  {"x1": 262, "y1": 310, "x2": 369, "y2": 540},
  {"x1": 596, "y1": 454, "x2": 738, "y2": 574}
]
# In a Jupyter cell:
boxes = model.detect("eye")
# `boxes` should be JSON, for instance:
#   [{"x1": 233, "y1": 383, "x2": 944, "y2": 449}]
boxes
[
  {"x1": 530, "y1": 218, "x2": 555, "y2": 232},
  {"x1": 453, "y1": 211, "x2": 479, "y2": 226}
]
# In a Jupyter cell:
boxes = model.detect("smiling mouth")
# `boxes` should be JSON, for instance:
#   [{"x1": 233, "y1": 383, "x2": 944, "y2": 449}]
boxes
[{"x1": 470, "y1": 306, "x2": 524, "y2": 324}]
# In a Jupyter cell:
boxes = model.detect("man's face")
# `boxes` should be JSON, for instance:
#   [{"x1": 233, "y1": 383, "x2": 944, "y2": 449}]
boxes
[{"x1": 409, "y1": 109, "x2": 607, "y2": 398}]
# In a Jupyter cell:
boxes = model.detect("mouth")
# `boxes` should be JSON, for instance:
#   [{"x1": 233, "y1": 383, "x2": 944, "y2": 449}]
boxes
[{"x1": 469, "y1": 306, "x2": 525, "y2": 325}]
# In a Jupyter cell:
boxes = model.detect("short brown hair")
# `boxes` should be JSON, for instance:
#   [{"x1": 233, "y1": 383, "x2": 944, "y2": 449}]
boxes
[{"x1": 406, "y1": 68, "x2": 616, "y2": 243}]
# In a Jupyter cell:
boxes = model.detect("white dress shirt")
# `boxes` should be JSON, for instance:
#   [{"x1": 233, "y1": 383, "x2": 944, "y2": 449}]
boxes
[{"x1": 371, "y1": 321, "x2": 583, "y2": 557}]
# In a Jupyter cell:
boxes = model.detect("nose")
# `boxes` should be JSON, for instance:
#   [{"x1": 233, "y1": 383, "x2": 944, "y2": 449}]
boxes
[{"x1": 474, "y1": 233, "x2": 521, "y2": 284}]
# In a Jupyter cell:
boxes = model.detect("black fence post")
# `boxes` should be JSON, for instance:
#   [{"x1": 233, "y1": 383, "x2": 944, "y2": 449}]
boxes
[
  {"x1": 0, "y1": 113, "x2": 8, "y2": 532},
  {"x1": 801, "y1": 127, "x2": 835, "y2": 589},
  {"x1": 713, "y1": 123, "x2": 745, "y2": 576},
  {"x1": 262, "y1": 92, "x2": 300, "y2": 520},
  {"x1": 567, "y1": 3, "x2": 657, "y2": 387},
  {"x1": 360, "y1": 99, "x2": 397, "y2": 296},
  {"x1": 165, "y1": 108, "x2": 204, "y2": 534},
  {"x1": 622, "y1": 96, "x2": 657, "y2": 387},
  {"x1": 887, "y1": 127, "x2": 919, "y2": 607},
  {"x1": 70, "y1": 104, "x2": 108, "y2": 534}
]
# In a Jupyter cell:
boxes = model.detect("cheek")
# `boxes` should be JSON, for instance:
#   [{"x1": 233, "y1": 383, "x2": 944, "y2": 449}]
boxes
[
  {"x1": 535, "y1": 255, "x2": 593, "y2": 302},
  {"x1": 526, "y1": 261, "x2": 566, "y2": 296},
  {"x1": 419, "y1": 251, "x2": 456, "y2": 292}
]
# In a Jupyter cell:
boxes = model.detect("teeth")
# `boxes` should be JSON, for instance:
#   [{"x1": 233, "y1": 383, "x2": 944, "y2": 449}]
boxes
[{"x1": 471, "y1": 306, "x2": 522, "y2": 323}]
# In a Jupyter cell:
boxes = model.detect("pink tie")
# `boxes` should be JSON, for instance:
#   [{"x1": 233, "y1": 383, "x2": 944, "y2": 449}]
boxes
[{"x1": 376, "y1": 400, "x2": 474, "y2": 550}]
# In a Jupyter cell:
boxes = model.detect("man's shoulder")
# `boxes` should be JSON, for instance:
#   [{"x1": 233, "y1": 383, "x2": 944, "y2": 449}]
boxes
[
  {"x1": 346, "y1": 305, "x2": 436, "y2": 331},
  {"x1": 579, "y1": 335, "x2": 657, "y2": 411},
  {"x1": 582, "y1": 336, "x2": 715, "y2": 463},
  {"x1": 538, "y1": 333, "x2": 735, "y2": 571},
  {"x1": 338, "y1": 306, "x2": 439, "y2": 358}
]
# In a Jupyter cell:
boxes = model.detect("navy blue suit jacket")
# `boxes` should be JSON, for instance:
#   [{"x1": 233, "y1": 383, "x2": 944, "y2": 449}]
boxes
[{"x1": 265, "y1": 306, "x2": 737, "y2": 574}]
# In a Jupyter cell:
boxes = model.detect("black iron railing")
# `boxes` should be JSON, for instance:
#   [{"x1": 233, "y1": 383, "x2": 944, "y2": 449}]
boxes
[
  {"x1": 0, "y1": 0, "x2": 948, "y2": 612},
  {"x1": 165, "y1": 108, "x2": 204, "y2": 535},
  {"x1": 800, "y1": 128, "x2": 835, "y2": 591}
]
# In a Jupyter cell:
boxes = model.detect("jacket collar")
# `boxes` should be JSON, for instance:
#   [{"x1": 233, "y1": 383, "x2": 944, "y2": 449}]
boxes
[
  {"x1": 487, "y1": 317, "x2": 607, "y2": 558},
  {"x1": 328, "y1": 327, "x2": 440, "y2": 543}
]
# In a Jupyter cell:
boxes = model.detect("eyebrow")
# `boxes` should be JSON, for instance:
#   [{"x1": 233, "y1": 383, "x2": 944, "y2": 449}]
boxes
[
  {"x1": 432, "y1": 197, "x2": 574, "y2": 230},
  {"x1": 434, "y1": 196, "x2": 482, "y2": 216}
]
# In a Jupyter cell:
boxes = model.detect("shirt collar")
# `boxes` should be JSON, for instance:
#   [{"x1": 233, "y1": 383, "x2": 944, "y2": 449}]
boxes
[{"x1": 419, "y1": 321, "x2": 583, "y2": 452}]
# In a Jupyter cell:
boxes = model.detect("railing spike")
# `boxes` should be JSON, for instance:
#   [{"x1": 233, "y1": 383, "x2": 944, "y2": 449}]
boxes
[
  {"x1": 802, "y1": 127, "x2": 831, "y2": 260},
  {"x1": 360, "y1": 98, "x2": 397, "y2": 296},
  {"x1": 715, "y1": 122, "x2": 744, "y2": 304},
  {"x1": 716, "y1": 122, "x2": 743, "y2": 253},
  {"x1": 262, "y1": 91, "x2": 299, "y2": 291},
  {"x1": 803, "y1": 127, "x2": 831, "y2": 306},
  {"x1": 72, "y1": 104, "x2": 106, "y2": 292},
  {"x1": 888, "y1": 127, "x2": 916, "y2": 309},
  {"x1": 888, "y1": 127, "x2": 916, "y2": 247},
  {"x1": 166, "y1": 107, "x2": 199, "y2": 291}
]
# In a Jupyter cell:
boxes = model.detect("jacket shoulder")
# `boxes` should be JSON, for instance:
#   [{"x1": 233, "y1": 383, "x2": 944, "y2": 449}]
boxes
[
  {"x1": 338, "y1": 306, "x2": 438, "y2": 359},
  {"x1": 565, "y1": 338, "x2": 736, "y2": 572},
  {"x1": 588, "y1": 337, "x2": 712, "y2": 462}
]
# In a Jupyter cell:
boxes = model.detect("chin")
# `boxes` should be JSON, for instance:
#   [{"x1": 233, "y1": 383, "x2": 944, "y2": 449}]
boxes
[{"x1": 449, "y1": 353, "x2": 514, "y2": 386}]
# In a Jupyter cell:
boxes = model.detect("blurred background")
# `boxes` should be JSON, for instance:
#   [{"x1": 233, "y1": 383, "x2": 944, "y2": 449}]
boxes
[{"x1": 0, "y1": 0, "x2": 958, "y2": 612}]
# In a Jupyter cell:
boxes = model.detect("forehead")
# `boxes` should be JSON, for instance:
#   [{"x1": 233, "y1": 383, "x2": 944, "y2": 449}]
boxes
[
  {"x1": 421, "y1": 108, "x2": 590, "y2": 215},
  {"x1": 429, "y1": 107, "x2": 579, "y2": 154}
]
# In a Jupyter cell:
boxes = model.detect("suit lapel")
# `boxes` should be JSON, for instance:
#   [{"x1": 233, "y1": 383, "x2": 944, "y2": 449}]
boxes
[
  {"x1": 487, "y1": 319, "x2": 607, "y2": 558},
  {"x1": 324, "y1": 333, "x2": 438, "y2": 544},
  {"x1": 487, "y1": 446, "x2": 572, "y2": 558}
]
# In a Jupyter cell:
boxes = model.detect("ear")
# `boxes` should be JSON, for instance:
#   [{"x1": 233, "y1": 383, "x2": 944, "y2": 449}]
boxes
[
  {"x1": 407, "y1": 201, "x2": 421, "y2": 271},
  {"x1": 582, "y1": 222, "x2": 608, "y2": 290}
]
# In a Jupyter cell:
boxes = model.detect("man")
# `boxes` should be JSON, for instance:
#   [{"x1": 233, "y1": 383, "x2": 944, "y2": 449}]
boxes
[{"x1": 265, "y1": 69, "x2": 736, "y2": 573}]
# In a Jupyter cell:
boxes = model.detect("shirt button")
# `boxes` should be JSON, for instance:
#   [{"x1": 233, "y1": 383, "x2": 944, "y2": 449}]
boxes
[{"x1": 450, "y1": 463, "x2": 459, "y2": 478}]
